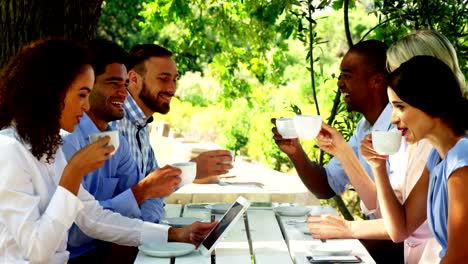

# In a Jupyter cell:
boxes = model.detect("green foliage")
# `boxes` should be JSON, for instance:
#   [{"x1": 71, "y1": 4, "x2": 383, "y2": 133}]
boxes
[
  {"x1": 217, "y1": 98, "x2": 251, "y2": 154},
  {"x1": 288, "y1": 103, "x2": 302, "y2": 115},
  {"x1": 175, "y1": 71, "x2": 220, "y2": 107},
  {"x1": 332, "y1": 101, "x2": 361, "y2": 142},
  {"x1": 370, "y1": 0, "x2": 468, "y2": 76},
  {"x1": 133, "y1": 0, "x2": 309, "y2": 107},
  {"x1": 97, "y1": 0, "x2": 150, "y2": 51}
]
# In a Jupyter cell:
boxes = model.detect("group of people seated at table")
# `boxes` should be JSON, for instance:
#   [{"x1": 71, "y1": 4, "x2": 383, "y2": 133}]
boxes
[
  {"x1": 0, "y1": 29, "x2": 466, "y2": 264},
  {"x1": 272, "y1": 30, "x2": 468, "y2": 263},
  {"x1": 0, "y1": 39, "x2": 230, "y2": 263}
]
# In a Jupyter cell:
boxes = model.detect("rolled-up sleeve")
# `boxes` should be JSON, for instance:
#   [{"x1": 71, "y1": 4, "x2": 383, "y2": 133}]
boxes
[
  {"x1": 104, "y1": 188, "x2": 141, "y2": 217},
  {"x1": 324, "y1": 136, "x2": 362, "y2": 195},
  {"x1": 140, "y1": 198, "x2": 165, "y2": 223},
  {"x1": 324, "y1": 119, "x2": 369, "y2": 195}
]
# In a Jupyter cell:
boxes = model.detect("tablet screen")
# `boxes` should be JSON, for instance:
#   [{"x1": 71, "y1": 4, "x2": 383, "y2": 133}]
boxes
[{"x1": 201, "y1": 201, "x2": 244, "y2": 250}]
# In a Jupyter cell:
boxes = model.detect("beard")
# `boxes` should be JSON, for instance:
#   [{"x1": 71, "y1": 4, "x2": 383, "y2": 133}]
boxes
[{"x1": 139, "y1": 81, "x2": 170, "y2": 114}]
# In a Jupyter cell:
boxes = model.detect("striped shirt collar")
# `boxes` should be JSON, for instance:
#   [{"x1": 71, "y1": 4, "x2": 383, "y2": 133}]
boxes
[{"x1": 124, "y1": 94, "x2": 152, "y2": 128}]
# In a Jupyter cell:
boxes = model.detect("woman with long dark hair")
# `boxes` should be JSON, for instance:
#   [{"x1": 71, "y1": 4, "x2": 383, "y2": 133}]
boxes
[{"x1": 361, "y1": 55, "x2": 468, "y2": 263}]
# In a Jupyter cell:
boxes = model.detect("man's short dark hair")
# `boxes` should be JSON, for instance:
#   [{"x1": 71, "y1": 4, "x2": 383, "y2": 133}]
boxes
[
  {"x1": 128, "y1": 44, "x2": 173, "y2": 74},
  {"x1": 87, "y1": 39, "x2": 128, "y2": 77},
  {"x1": 350, "y1": 40, "x2": 388, "y2": 75}
]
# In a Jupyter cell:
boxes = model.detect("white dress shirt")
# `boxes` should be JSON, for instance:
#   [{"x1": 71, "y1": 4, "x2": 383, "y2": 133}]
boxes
[{"x1": 0, "y1": 127, "x2": 169, "y2": 264}]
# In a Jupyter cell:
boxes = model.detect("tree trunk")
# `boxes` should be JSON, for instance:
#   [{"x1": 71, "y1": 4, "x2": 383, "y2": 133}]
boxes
[{"x1": 0, "y1": 0, "x2": 104, "y2": 68}]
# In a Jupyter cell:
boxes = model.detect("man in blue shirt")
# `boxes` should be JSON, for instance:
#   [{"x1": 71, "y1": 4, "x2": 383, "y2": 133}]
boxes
[
  {"x1": 272, "y1": 40, "x2": 403, "y2": 263},
  {"x1": 273, "y1": 40, "x2": 392, "y2": 199},
  {"x1": 62, "y1": 40, "x2": 182, "y2": 263}
]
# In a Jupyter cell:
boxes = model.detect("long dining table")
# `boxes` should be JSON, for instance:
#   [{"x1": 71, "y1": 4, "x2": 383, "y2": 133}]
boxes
[
  {"x1": 134, "y1": 203, "x2": 375, "y2": 264},
  {"x1": 165, "y1": 160, "x2": 319, "y2": 205}
]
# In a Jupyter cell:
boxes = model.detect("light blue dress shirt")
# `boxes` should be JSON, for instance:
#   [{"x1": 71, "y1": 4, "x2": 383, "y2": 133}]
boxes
[
  {"x1": 62, "y1": 113, "x2": 164, "y2": 257},
  {"x1": 427, "y1": 137, "x2": 468, "y2": 258},
  {"x1": 325, "y1": 104, "x2": 397, "y2": 194}
]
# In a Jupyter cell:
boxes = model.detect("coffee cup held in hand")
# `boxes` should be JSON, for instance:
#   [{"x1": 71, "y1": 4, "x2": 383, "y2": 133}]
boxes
[
  {"x1": 172, "y1": 161, "x2": 197, "y2": 187},
  {"x1": 220, "y1": 150, "x2": 235, "y2": 165},
  {"x1": 276, "y1": 118, "x2": 298, "y2": 139},
  {"x1": 89, "y1": 131, "x2": 119, "y2": 155},
  {"x1": 293, "y1": 115, "x2": 322, "y2": 139},
  {"x1": 372, "y1": 130, "x2": 402, "y2": 155}
]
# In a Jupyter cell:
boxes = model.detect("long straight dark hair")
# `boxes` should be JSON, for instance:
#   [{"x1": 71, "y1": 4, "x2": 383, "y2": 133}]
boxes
[{"x1": 387, "y1": 55, "x2": 468, "y2": 135}]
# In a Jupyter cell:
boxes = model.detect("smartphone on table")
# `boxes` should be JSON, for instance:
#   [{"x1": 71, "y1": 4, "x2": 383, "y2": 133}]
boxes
[{"x1": 307, "y1": 255, "x2": 362, "y2": 263}]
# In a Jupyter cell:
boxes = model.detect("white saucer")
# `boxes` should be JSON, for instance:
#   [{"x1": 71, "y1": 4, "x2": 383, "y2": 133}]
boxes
[
  {"x1": 139, "y1": 242, "x2": 195, "y2": 258},
  {"x1": 162, "y1": 217, "x2": 204, "y2": 228},
  {"x1": 274, "y1": 206, "x2": 310, "y2": 217},
  {"x1": 207, "y1": 204, "x2": 231, "y2": 214},
  {"x1": 310, "y1": 243, "x2": 353, "y2": 256}
]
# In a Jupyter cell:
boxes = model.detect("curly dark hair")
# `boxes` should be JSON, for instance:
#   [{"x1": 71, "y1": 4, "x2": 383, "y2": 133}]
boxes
[{"x1": 0, "y1": 39, "x2": 94, "y2": 162}]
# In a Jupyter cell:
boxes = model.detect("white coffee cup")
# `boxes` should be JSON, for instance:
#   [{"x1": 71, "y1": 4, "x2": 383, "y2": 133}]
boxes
[
  {"x1": 89, "y1": 130, "x2": 119, "y2": 155},
  {"x1": 372, "y1": 130, "x2": 402, "y2": 155},
  {"x1": 276, "y1": 118, "x2": 298, "y2": 139},
  {"x1": 172, "y1": 161, "x2": 197, "y2": 187},
  {"x1": 220, "y1": 150, "x2": 235, "y2": 165},
  {"x1": 293, "y1": 115, "x2": 322, "y2": 139}
]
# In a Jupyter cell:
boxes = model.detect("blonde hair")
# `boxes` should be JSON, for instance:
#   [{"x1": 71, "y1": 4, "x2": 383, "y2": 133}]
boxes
[{"x1": 387, "y1": 30, "x2": 468, "y2": 98}]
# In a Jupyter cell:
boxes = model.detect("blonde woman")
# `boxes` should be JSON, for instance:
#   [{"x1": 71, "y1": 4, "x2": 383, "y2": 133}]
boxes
[{"x1": 387, "y1": 30, "x2": 467, "y2": 97}]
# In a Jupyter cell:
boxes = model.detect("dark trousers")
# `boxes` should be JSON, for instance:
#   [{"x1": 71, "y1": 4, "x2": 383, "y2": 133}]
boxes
[
  {"x1": 360, "y1": 239, "x2": 404, "y2": 264},
  {"x1": 68, "y1": 243, "x2": 138, "y2": 264}
]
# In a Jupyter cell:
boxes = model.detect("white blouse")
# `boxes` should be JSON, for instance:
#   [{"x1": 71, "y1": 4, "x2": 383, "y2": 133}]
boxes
[{"x1": 0, "y1": 127, "x2": 169, "y2": 264}]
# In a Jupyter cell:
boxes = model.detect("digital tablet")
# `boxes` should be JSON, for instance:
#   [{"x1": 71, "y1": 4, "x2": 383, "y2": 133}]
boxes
[{"x1": 198, "y1": 196, "x2": 250, "y2": 256}]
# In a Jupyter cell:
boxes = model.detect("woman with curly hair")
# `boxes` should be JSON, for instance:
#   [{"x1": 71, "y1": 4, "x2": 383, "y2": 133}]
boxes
[{"x1": 0, "y1": 39, "x2": 215, "y2": 263}]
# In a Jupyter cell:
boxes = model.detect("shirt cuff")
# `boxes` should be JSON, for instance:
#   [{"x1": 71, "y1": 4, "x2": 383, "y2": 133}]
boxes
[
  {"x1": 45, "y1": 186, "x2": 83, "y2": 227},
  {"x1": 111, "y1": 189, "x2": 141, "y2": 218},
  {"x1": 139, "y1": 222, "x2": 170, "y2": 245},
  {"x1": 325, "y1": 169, "x2": 346, "y2": 194}
]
